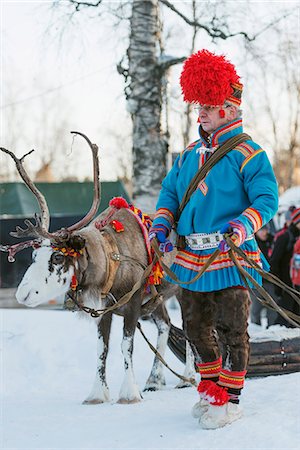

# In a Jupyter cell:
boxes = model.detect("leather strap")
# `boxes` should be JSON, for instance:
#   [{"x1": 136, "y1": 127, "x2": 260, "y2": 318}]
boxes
[
  {"x1": 100, "y1": 230, "x2": 121, "y2": 296},
  {"x1": 177, "y1": 133, "x2": 251, "y2": 221}
]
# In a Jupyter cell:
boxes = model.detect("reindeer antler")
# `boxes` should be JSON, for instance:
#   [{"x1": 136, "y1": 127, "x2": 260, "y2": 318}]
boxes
[
  {"x1": 0, "y1": 241, "x2": 41, "y2": 262},
  {"x1": 0, "y1": 147, "x2": 51, "y2": 232},
  {"x1": 0, "y1": 146, "x2": 55, "y2": 261},
  {"x1": 10, "y1": 214, "x2": 53, "y2": 240},
  {"x1": 0, "y1": 132, "x2": 101, "y2": 261},
  {"x1": 66, "y1": 131, "x2": 101, "y2": 232}
]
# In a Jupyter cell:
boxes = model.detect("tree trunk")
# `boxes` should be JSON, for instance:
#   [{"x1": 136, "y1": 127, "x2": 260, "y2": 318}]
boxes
[{"x1": 127, "y1": 0, "x2": 168, "y2": 211}]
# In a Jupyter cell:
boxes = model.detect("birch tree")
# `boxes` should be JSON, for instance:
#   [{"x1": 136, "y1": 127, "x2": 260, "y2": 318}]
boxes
[{"x1": 56, "y1": 0, "x2": 294, "y2": 207}]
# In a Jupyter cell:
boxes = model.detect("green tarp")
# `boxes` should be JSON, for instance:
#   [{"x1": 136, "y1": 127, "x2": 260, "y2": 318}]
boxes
[{"x1": 0, "y1": 181, "x2": 130, "y2": 217}]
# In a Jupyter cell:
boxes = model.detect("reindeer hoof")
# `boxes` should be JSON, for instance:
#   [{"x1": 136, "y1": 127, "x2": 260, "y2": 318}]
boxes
[
  {"x1": 82, "y1": 399, "x2": 106, "y2": 405},
  {"x1": 144, "y1": 377, "x2": 166, "y2": 392},
  {"x1": 117, "y1": 397, "x2": 141, "y2": 404},
  {"x1": 175, "y1": 380, "x2": 195, "y2": 389},
  {"x1": 143, "y1": 386, "x2": 159, "y2": 392}
]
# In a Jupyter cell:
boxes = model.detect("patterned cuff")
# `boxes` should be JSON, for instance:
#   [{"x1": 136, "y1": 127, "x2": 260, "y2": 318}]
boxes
[
  {"x1": 149, "y1": 224, "x2": 169, "y2": 237},
  {"x1": 153, "y1": 208, "x2": 174, "y2": 229},
  {"x1": 241, "y1": 207, "x2": 263, "y2": 233},
  {"x1": 229, "y1": 220, "x2": 247, "y2": 247}
]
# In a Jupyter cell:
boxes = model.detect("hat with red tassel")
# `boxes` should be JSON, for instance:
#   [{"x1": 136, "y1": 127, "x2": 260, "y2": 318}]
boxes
[{"x1": 180, "y1": 49, "x2": 243, "y2": 109}]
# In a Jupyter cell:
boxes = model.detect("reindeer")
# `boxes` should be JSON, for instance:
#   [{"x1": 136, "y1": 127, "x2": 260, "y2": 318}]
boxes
[{"x1": 0, "y1": 133, "x2": 195, "y2": 405}]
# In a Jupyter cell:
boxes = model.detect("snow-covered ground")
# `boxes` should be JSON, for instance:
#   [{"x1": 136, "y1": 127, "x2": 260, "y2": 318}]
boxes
[{"x1": 1, "y1": 304, "x2": 300, "y2": 450}]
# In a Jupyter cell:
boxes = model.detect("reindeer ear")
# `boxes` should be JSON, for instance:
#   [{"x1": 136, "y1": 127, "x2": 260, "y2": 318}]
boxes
[{"x1": 67, "y1": 235, "x2": 86, "y2": 251}]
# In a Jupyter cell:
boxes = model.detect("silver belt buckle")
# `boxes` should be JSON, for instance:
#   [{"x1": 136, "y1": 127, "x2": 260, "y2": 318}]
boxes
[{"x1": 186, "y1": 232, "x2": 223, "y2": 250}]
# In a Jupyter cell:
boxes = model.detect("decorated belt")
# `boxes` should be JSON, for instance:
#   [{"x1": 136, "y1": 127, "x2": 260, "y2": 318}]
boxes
[{"x1": 185, "y1": 231, "x2": 254, "y2": 250}]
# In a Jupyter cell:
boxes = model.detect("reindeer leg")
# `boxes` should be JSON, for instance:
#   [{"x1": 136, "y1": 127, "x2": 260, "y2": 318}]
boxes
[
  {"x1": 83, "y1": 313, "x2": 112, "y2": 404},
  {"x1": 144, "y1": 303, "x2": 171, "y2": 391},
  {"x1": 175, "y1": 340, "x2": 196, "y2": 388},
  {"x1": 117, "y1": 302, "x2": 142, "y2": 404}
]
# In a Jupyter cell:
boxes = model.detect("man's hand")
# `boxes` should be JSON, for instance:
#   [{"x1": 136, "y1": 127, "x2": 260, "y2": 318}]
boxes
[
  {"x1": 218, "y1": 220, "x2": 247, "y2": 252},
  {"x1": 149, "y1": 225, "x2": 174, "y2": 253}
]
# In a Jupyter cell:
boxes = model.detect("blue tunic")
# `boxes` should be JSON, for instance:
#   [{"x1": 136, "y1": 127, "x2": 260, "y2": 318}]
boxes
[{"x1": 152, "y1": 119, "x2": 278, "y2": 292}]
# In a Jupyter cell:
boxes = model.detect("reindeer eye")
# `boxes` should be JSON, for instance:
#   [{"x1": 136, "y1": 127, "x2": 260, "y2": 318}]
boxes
[{"x1": 51, "y1": 252, "x2": 65, "y2": 265}]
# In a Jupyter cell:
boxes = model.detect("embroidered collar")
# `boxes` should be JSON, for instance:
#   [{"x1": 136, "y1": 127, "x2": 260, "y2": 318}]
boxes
[{"x1": 198, "y1": 119, "x2": 243, "y2": 148}]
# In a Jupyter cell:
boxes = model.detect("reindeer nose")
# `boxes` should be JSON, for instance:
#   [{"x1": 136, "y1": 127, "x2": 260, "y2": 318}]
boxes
[{"x1": 16, "y1": 291, "x2": 30, "y2": 304}]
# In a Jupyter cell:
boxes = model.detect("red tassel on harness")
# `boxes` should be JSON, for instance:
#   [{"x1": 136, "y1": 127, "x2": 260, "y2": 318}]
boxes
[
  {"x1": 147, "y1": 261, "x2": 164, "y2": 287},
  {"x1": 71, "y1": 274, "x2": 78, "y2": 291},
  {"x1": 219, "y1": 108, "x2": 225, "y2": 118},
  {"x1": 110, "y1": 220, "x2": 125, "y2": 232},
  {"x1": 109, "y1": 197, "x2": 129, "y2": 209}
]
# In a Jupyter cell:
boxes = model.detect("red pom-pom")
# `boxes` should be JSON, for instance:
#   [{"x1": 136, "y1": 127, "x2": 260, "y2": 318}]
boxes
[
  {"x1": 109, "y1": 197, "x2": 129, "y2": 209},
  {"x1": 180, "y1": 49, "x2": 241, "y2": 106},
  {"x1": 197, "y1": 380, "x2": 215, "y2": 395},
  {"x1": 197, "y1": 380, "x2": 229, "y2": 406}
]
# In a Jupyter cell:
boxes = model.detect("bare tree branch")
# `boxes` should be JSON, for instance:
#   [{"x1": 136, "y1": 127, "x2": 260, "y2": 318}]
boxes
[
  {"x1": 251, "y1": 9, "x2": 296, "y2": 40},
  {"x1": 66, "y1": 0, "x2": 103, "y2": 12},
  {"x1": 159, "y1": 0, "x2": 252, "y2": 40},
  {"x1": 158, "y1": 56, "x2": 186, "y2": 72},
  {"x1": 159, "y1": 0, "x2": 296, "y2": 42}
]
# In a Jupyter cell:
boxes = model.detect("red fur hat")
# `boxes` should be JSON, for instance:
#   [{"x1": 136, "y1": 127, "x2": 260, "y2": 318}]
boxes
[{"x1": 180, "y1": 49, "x2": 243, "y2": 106}]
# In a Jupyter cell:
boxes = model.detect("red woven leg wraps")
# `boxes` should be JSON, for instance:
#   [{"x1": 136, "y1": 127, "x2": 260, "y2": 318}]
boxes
[
  {"x1": 218, "y1": 369, "x2": 247, "y2": 390},
  {"x1": 196, "y1": 356, "x2": 222, "y2": 380}
]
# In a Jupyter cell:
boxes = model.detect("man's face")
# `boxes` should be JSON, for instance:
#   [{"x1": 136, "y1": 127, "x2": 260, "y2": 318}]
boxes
[{"x1": 196, "y1": 104, "x2": 238, "y2": 134}]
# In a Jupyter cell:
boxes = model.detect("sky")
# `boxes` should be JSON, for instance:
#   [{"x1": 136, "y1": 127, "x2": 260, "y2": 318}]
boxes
[
  {"x1": 1, "y1": 305, "x2": 300, "y2": 449},
  {"x1": 1, "y1": 0, "x2": 299, "y2": 183},
  {"x1": 1, "y1": 0, "x2": 131, "y2": 181}
]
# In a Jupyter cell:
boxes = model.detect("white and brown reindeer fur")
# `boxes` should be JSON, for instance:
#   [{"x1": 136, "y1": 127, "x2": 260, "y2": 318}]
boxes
[{"x1": 1, "y1": 133, "x2": 195, "y2": 405}]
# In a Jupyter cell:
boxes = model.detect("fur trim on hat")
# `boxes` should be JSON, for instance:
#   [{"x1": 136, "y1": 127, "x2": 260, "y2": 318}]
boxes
[{"x1": 180, "y1": 49, "x2": 242, "y2": 106}]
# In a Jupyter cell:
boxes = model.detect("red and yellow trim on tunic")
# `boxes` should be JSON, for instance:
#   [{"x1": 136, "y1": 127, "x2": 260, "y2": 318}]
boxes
[
  {"x1": 175, "y1": 248, "x2": 261, "y2": 272},
  {"x1": 234, "y1": 142, "x2": 257, "y2": 158},
  {"x1": 242, "y1": 207, "x2": 263, "y2": 233},
  {"x1": 211, "y1": 119, "x2": 242, "y2": 147},
  {"x1": 154, "y1": 208, "x2": 175, "y2": 227},
  {"x1": 197, "y1": 357, "x2": 222, "y2": 379},
  {"x1": 218, "y1": 369, "x2": 247, "y2": 389},
  {"x1": 240, "y1": 149, "x2": 264, "y2": 172}
]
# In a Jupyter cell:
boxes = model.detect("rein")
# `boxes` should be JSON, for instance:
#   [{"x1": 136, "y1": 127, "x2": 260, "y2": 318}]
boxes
[
  {"x1": 66, "y1": 255, "x2": 158, "y2": 318},
  {"x1": 151, "y1": 236, "x2": 300, "y2": 329}
]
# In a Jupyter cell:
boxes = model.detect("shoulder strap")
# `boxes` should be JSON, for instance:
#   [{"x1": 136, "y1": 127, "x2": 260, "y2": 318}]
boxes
[{"x1": 177, "y1": 133, "x2": 251, "y2": 219}]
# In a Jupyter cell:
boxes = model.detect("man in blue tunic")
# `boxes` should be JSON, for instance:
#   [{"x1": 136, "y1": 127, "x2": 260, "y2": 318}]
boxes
[{"x1": 150, "y1": 50, "x2": 278, "y2": 429}]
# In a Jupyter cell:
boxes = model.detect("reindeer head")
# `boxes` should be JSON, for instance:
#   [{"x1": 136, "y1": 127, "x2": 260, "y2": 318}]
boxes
[
  {"x1": 1, "y1": 132, "x2": 100, "y2": 307},
  {"x1": 16, "y1": 235, "x2": 87, "y2": 307}
]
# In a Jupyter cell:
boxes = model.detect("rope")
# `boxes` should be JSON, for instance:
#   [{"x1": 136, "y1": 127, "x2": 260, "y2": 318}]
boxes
[
  {"x1": 151, "y1": 239, "x2": 221, "y2": 285},
  {"x1": 151, "y1": 235, "x2": 300, "y2": 328},
  {"x1": 136, "y1": 322, "x2": 197, "y2": 386},
  {"x1": 225, "y1": 237, "x2": 300, "y2": 328}
]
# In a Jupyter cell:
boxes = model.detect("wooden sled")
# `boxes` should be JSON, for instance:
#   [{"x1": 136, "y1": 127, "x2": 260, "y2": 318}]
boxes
[{"x1": 168, "y1": 324, "x2": 300, "y2": 378}]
